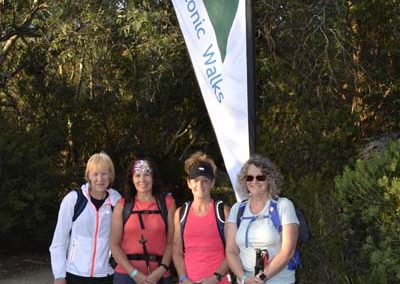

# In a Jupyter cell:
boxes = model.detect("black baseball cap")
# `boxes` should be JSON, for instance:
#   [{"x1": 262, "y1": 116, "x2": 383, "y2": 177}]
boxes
[{"x1": 188, "y1": 162, "x2": 214, "y2": 181}]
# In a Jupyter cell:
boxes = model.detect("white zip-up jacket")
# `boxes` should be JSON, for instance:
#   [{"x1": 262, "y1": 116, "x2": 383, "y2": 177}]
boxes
[{"x1": 49, "y1": 184, "x2": 121, "y2": 279}]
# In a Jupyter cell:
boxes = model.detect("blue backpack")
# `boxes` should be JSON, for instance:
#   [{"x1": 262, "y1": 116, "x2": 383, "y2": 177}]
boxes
[{"x1": 236, "y1": 196, "x2": 310, "y2": 270}]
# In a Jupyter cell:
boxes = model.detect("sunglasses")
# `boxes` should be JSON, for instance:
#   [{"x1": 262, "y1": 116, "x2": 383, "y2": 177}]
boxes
[{"x1": 246, "y1": 175, "x2": 267, "y2": 182}]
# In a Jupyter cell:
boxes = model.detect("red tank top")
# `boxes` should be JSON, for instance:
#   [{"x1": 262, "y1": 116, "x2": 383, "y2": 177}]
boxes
[
  {"x1": 183, "y1": 200, "x2": 229, "y2": 283},
  {"x1": 115, "y1": 195, "x2": 173, "y2": 276}
]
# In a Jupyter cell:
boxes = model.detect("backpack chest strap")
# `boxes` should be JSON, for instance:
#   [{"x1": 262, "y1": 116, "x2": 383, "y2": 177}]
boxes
[
  {"x1": 241, "y1": 214, "x2": 270, "y2": 248},
  {"x1": 132, "y1": 210, "x2": 162, "y2": 229}
]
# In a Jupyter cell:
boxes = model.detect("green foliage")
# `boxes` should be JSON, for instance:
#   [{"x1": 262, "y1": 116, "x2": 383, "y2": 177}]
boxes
[
  {"x1": 283, "y1": 173, "x2": 349, "y2": 283},
  {"x1": 0, "y1": 118, "x2": 63, "y2": 247},
  {"x1": 335, "y1": 139, "x2": 400, "y2": 283},
  {"x1": 0, "y1": 1, "x2": 400, "y2": 283},
  {"x1": 1, "y1": 0, "x2": 217, "y2": 249}
]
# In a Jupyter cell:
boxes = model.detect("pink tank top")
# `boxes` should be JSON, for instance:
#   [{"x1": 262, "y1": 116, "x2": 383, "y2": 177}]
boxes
[
  {"x1": 115, "y1": 195, "x2": 173, "y2": 276},
  {"x1": 183, "y1": 200, "x2": 229, "y2": 283}
]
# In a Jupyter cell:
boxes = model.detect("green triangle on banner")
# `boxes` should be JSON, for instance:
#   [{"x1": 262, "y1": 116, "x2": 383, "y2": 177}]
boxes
[{"x1": 203, "y1": 0, "x2": 239, "y2": 63}]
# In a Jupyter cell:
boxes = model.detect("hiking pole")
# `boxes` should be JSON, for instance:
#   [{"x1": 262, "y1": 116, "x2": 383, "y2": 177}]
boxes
[
  {"x1": 139, "y1": 234, "x2": 151, "y2": 274},
  {"x1": 137, "y1": 213, "x2": 152, "y2": 274},
  {"x1": 255, "y1": 249, "x2": 263, "y2": 276},
  {"x1": 255, "y1": 249, "x2": 269, "y2": 280}
]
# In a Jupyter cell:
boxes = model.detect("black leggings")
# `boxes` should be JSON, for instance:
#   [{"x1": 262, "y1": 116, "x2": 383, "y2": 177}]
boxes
[{"x1": 66, "y1": 272, "x2": 113, "y2": 284}]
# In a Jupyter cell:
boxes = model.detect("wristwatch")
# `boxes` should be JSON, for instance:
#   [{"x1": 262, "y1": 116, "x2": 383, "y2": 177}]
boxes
[
  {"x1": 259, "y1": 272, "x2": 267, "y2": 281},
  {"x1": 214, "y1": 272, "x2": 223, "y2": 282}
]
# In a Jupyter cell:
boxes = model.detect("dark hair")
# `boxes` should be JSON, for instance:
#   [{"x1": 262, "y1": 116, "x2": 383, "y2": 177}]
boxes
[{"x1": 123, "y1": 156, "x2": 163, "y2": 202}]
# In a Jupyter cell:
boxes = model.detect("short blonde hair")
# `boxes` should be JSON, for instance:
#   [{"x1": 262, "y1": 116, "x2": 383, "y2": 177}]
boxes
[
  {"x1": 184, "y1": 151, "x2": 217, "y2": 179},
  {"x1": 85, "y1": 152, "x2": 115, "y2": 185}
]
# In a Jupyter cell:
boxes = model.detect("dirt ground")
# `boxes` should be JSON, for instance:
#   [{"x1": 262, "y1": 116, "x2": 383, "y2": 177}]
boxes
[{"x1": 0, "y1": 252, "x2": 52, "y2": 284}]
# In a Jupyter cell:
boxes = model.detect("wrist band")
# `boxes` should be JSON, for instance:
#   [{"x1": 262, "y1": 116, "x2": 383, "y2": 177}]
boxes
[
  {"x1": 160, "y1": 263, "x2": 169, "y2": 271},
  {"x1": 179, "y1": 274, "x2": 188, "y2": 283},
  {"x1": 241, "y1": 275, "x2": 248, "y2": 284},
  {"x1": 129, "y1": 269, "x2": 138, "y2": 279}
]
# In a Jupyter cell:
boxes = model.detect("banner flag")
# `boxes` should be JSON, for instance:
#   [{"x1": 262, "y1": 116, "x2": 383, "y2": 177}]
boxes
[{"x1": 172, "y1": 0, "x2": 255, "y2": 200}]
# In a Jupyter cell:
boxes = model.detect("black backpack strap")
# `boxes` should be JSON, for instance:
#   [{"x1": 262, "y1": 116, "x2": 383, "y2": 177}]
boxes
[
  {"x1": 236, "y1": 199, "x2": 248, "y2": 228},
  {"x1": 72, "y1": 188, "x2": 88, "y2": 222},
  {"x1": 179, "y1": 201, "x2": 192, "y2": 252},
  {"x1": 156, "y1": 193, "x2": 169, "y2": 234},
  {"x1": 122, "y1": 199, "x2": 134, "y2": 227},
  {"x1": 214, "y1": 200, "x2": 226, "y2": 247},
  {"x1": 122, "y1": 194, "x2": 169, "y2": 230}
]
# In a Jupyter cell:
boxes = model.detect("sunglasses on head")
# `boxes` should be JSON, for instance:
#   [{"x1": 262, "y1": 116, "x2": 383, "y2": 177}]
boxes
[{"x1": 246, "y1": 175, "x2": 267, "y2": 182}]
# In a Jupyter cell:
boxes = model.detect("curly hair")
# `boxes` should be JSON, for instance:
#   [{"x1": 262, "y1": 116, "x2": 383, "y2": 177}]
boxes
[
  {"x1": 236, "y1": 154, "x2": 283, "y2": 198},
  {"x1": 184, "y1": 151, "x2": 217, "y2": 179},
  {"x1": 123, "y1": 156, "x2": 163, "y2": 202}
]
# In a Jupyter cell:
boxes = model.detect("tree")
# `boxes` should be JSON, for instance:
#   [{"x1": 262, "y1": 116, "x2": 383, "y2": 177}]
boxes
[{"x1": 336, "y1": 138, "x2": 400, "y2": 283}]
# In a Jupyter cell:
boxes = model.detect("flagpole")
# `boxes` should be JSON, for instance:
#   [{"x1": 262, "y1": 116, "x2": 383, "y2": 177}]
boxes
[{"x1": 246, "y1": 0, "x2": 256, "y2": 155}]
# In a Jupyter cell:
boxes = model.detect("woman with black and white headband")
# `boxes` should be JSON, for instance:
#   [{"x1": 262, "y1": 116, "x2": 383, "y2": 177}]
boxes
[{"x1": 110, "y1": 157, "x2": 175, "y2": 284}]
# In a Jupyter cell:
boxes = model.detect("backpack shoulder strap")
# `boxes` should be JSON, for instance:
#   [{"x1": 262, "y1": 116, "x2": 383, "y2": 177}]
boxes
[
  {"x1": 179, "y1": 201, "x2": 191, "y2": 230},
  {"x1": 123, "y1": 198, "x2": 134, "y2": 226},
  {"x1": 123, "y1": 195, "x2": 169, "y2": 229},
  {"x1": 236, "y1": 199, "x2": 248, "y2": 228},
  {"x1": 156, "y1": 193, "x2": 169, "y2": 233},
  {"x1": 269, "y1": 197, "x2": 282, "y2": 232},
  {"x1": 179, "y1": 201, "x2": 192, "y2": 252},
  {"x1": 214, "y1": 200, "x2": 226, "y2": 247},
  {"x1": 72, "y1": 188, "x2": 87, "y2": 222}
]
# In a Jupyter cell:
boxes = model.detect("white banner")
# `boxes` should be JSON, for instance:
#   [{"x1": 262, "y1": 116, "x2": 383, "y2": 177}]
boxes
[{"x1": 172, "y1": 0, "x2": 250, "y2": 200}]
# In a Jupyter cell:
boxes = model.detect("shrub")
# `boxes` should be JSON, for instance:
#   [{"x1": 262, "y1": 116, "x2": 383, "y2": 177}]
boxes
[{"x1": 335, "y1": 139, "x2": 400, "y2": 283}]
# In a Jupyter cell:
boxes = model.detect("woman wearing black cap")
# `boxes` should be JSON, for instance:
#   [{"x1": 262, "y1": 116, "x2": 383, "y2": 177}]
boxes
[{"x1": 173, "y1": 151, "x2": 230, "y2": 284}]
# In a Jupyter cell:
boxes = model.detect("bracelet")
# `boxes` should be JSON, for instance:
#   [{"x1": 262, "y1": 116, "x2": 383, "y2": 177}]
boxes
[
  {"x1": 240, "y1": 275, "x2": 248, "y2": 284},
  {"x1": 160, "y1": 263, "x2": 169, "y2": 271},
  {"x1": 129, "y1": 269, "x2": 138, "y2": 279},
  {"x1": 179, "y1": 274, "x2": 188, "y2": 283}
]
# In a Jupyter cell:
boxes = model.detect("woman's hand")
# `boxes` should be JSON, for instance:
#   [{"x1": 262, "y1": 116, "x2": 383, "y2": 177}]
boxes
[
  {"x1": 134, "y1": 271, "x2": 153, "y2": 284},
  {"x1": 53, "y1": 279, "x2": 66, "y2": 284},
  {"x1": 244, "y1": 275, "x2": 264, "y2": 284},
  {"x1": 194, "y1": 275, "x2": 218, "y2": 284},
  {"x1": 145, "y1": 266, "x2": 165, "y2": 284}
]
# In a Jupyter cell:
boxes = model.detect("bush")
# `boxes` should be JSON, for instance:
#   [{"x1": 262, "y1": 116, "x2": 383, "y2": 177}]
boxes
[
  {"x1": 335, "y1": 139, "x2": 400, "y2": 283},
  {"x1": 284, "y1": 173, "x2": 349, "y2": 284},
  {"x1": 0, "y1": 124, "x2": 62, "y2": 250}
]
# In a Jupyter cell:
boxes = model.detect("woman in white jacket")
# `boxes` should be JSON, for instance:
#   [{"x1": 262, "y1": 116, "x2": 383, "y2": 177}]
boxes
[{"x1": 50, "y1": 152, "x2": 121, "y2": 284}]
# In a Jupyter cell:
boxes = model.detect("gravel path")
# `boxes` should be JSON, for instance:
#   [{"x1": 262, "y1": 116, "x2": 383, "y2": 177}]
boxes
[
  {"x1": 0, "y1": 267, "x2": 52, "y2": 284},
  {"x1": 0, "y1": 253, "x2": 52, "y2": 284}
]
